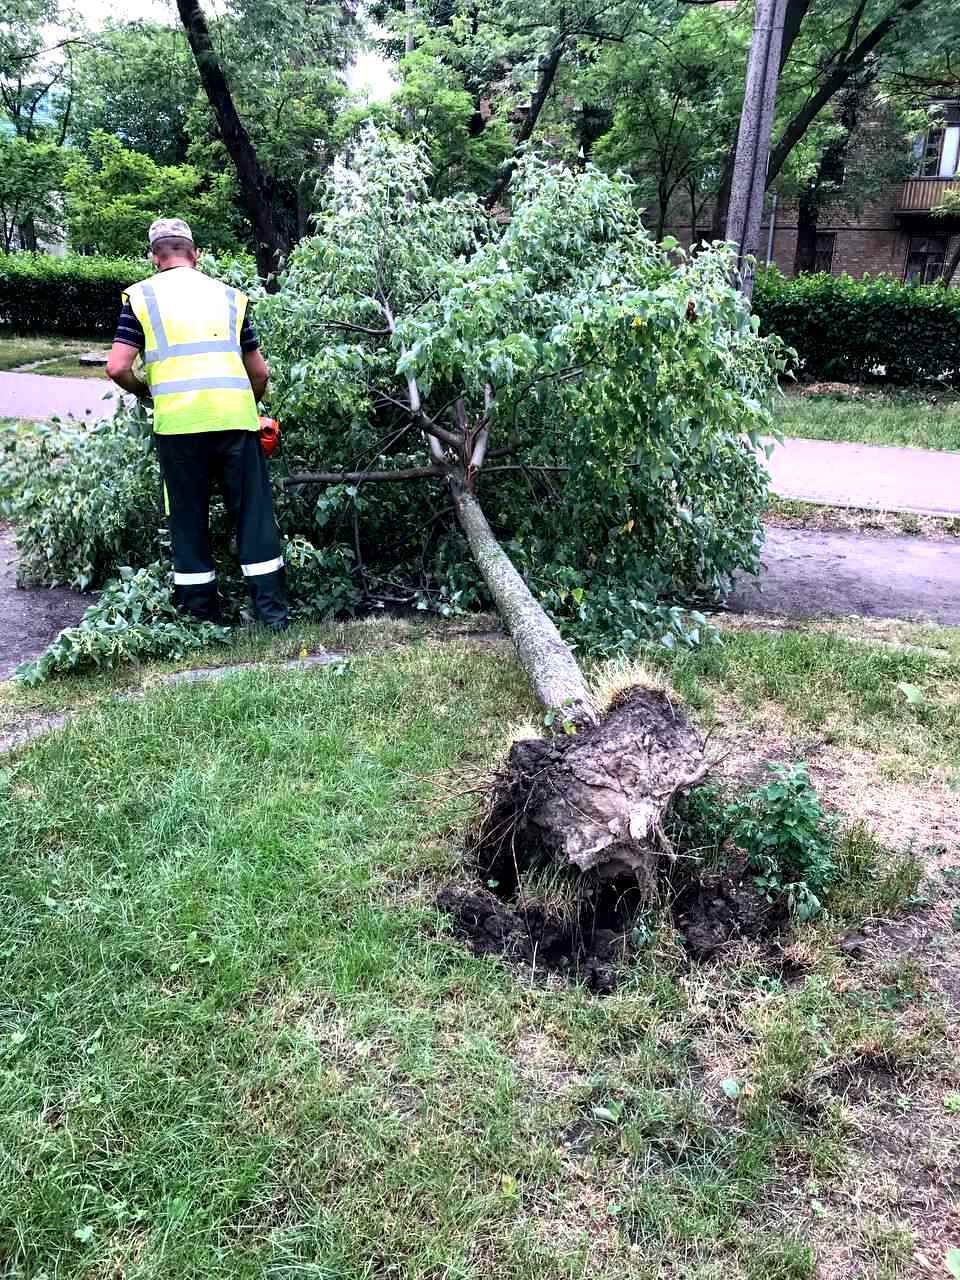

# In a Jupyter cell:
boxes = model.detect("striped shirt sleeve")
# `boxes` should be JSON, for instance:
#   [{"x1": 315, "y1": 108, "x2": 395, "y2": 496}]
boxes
[{"x1": 114, "y1": 300, "x2": 145, "y2": 350}]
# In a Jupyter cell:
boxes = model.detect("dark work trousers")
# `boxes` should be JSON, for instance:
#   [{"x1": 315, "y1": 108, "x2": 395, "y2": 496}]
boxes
[{"x1": 155, "y1": 429, "x2": 288, "y2": 628}]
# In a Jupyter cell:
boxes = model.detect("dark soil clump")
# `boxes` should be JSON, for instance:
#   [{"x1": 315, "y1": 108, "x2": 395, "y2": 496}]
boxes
[{"x1": 670, "y1": 855, "x2": 788, "y2": 961}]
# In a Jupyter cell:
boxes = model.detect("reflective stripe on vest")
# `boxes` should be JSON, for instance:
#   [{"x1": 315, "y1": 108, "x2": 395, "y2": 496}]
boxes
[{"x1": 124, "y1": 269, "x2": 260, "y2": 436}]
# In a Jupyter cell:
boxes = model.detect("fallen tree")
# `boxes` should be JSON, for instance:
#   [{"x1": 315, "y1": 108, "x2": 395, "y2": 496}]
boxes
[
  {"x1": 255, "y1": 131, "x2": 786, "y2": 941},
  {"x1": 257, "y1": 129, "x2": 788, "y2": 926}
]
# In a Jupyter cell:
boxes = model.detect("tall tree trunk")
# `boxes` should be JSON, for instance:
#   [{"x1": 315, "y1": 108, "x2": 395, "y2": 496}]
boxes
[
  {"x1": 711, "y1": 0, "x2": 811, "y2": 241},
  {"x1": 18, "y1": 215, "x2": 38, "y2": 252},
  {"x1": 726, "y1": 0, "x2": 788, "y2": 296},
  {"x1": 175, "y1": 0, "x2": 291, "y2": 279},
  {"x1": 793, "y1": 186, "x2": 818, "y2": 275},
  {"x1": 943, "y1": 236, "x2": 960, "y2": 287},
  {"x1": 793, "y1": 81, "x2": 866, "y2": 275}
]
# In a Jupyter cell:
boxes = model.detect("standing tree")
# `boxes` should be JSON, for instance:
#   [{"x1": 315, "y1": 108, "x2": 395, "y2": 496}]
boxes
[{"x1": 176, "y1": 0, "x2": 293, "y2": 275}]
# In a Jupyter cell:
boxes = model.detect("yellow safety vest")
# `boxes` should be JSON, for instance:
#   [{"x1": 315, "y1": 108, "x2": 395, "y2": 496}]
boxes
[{"x1": 124, "y1": 267, "x2": 260, "y2": 436}]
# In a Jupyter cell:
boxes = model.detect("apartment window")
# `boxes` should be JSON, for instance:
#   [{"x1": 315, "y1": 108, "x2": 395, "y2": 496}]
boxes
[
  {"x1": 813, "y1": 232, "x2": 836, "y2": 274},
  {"x1": 915, "y1": 122, "x2": 960, "y2": 177},
  {"x1": 904, "y1": 235, "x2": 948, "y2": 284},
  {"x1": 918, "y1": 127, "x2": 944, "y2": 175}
]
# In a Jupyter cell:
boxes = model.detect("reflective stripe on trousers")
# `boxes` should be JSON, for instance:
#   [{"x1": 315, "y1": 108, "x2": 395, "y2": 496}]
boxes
[{"x1": 241, "y1": 557, "x2": 284, "y2": 577}]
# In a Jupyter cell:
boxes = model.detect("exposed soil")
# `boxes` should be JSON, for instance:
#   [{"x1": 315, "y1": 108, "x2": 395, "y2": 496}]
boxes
[
  {"x1": 0, "y1": 525, "x2": 89, "y2": 681},
  {"x1": 438, "y1": 690, "x2": 789, "y2": 994},
  {"x1": 439, "y1": 852, "x2": 789, "y2": 991}
]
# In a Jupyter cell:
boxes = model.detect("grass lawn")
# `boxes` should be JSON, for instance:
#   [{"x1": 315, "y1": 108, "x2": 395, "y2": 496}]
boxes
[
  {"x1": 1, "y1": 626, "x2": 959, "y2": 1278},
  {"x1": 777, "y1": 390, "x2": 960, "y2": 452},
  {"x1": 0, "y1": 333, "x2": 107, "y2": 378}
]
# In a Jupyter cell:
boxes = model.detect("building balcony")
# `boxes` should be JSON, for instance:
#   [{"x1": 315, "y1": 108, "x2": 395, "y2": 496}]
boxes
[{"x1": 897, "y1": 176, "x2": 960, "y2": 214}]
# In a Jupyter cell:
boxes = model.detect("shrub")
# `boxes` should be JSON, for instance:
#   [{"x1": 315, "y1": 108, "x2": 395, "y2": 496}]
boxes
[
  {"x1": 0, "y1": 252, "x2": 147, "y2": 335},
  {"x1": 753, "y1": 268, "x2": 960, "y2": 386},
  {"x1": 0, "y1": 410, "x2": 162, "y2": 590},
  {"x1": 16, "y1": 563, "x2": 232, "y2": 686},
  {"x1": 726, "y1": 763, "x2": 837, "y2": 921}
]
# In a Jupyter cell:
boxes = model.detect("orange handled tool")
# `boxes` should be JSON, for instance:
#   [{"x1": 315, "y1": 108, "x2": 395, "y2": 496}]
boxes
[{"x1": 259, "y1": 416, "x2": 281, "y2": 458}]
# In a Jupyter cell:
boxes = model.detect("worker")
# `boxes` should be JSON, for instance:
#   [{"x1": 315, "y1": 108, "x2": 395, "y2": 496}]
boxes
[{"x1": 106, "y1": 217, "x2": 288, "y2": 630}]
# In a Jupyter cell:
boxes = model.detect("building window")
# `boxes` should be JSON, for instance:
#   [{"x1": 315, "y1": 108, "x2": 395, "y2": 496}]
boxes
[
  {"x1": 914, "y1": 120, "x2": 960, "y2": 177},
  {"x1": 813, "y1": 232, "x2": 836, "y2": 274},
  {"x1": 904, "y1": 235, "x2": 948, "y2": 284}
]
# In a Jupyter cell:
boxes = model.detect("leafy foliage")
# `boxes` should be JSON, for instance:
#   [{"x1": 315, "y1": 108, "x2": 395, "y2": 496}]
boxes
[
  {"x1": 0, "y1": 410, "x2": 160, "y2": 589},
  {"x1": 15, "y1": 563, "x2": 232, "y2": 686},
  {"x1": 0, "y1": 252, "x2": 146, "y2": 334},
  {"x1": 0, "y1": 136, "x2": 69, "y2": 252},
  {"x1": 64, "y1": 132, "x2": 241, "y2": 257},
  {"x1": 62, "y1": 20, "x2": 199, "y2": 166},
  {"x1": 257, "y1": 133, "x2": 784, "y2": 653},
  {"x1": 675, "y1": 764, "x2": 838, "y2": 921},
  {"x1": 727, "y1": 764, "x2": 837, "y2": 921},
  {"x1": 754, "y1": 268, "x2": 960, "y2": 386}
]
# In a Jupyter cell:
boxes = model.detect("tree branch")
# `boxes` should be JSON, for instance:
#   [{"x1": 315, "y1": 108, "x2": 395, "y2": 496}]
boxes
[
  {"x1": 767, "y1": 0, "x2": 926, "y2": 186},
  {"x1": 175, "y1": 0, "x2": 290, "y2": 277},
  {"x1": 285, "y1": 466, "x2": 445, "y2": 487},
  {"x1": 485, "y1": 39, "x2": 567, "y2": 209}
]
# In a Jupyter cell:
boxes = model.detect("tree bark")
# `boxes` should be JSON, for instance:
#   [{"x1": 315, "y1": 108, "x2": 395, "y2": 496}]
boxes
[
  {"x1": 710, "y1": 0, "x2": 810, "y2": 241},
  {"x1": 485, "y1": 40, "x2": 566, "y2": 210},
  {"x1": 943, "y1": 236, "x2": 960, "y2": 287},
  {"x1": 175, "y1": 0, "x2": 291, "y2": 278},
  {"x1": 451, "y1": 485, "x2": 596, "y2": 725},
  {"x1": 725, "y1": 0, "x2": 788, "y2": 297}
]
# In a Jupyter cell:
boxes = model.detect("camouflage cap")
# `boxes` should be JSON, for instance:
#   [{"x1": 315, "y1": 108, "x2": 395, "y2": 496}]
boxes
[{"x1": 148, "y1": 217, "x2": 194, "y2": 247}]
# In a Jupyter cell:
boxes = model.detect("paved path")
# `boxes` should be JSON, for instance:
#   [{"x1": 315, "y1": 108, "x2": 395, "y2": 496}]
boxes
[
  {"x1": 762, "y1": 436, "x2": 960, "y2": 517},
  {"x1": 729, "y1": 526, "x2": 960, "y2": 624},
  {"x1": 0, "y1": 527, "x2": 89, "y2": 680},
  {"x1": 0, "y1": 370, "x2": 119, "y2": 421}
]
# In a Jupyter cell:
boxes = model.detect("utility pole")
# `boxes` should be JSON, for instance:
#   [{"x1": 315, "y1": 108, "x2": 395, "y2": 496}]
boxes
[{"x1": 725, "y1": 0, "x2": 788, "y2": 298}]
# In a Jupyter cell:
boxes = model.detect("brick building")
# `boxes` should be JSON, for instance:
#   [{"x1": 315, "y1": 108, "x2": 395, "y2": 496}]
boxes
[{"x1": 665, "y1": 100, "x2": 960, "y2": 284}]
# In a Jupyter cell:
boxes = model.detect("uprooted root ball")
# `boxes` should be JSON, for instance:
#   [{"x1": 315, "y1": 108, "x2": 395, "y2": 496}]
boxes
[{"x1": 437, "y1": 688, "x2": 787, "y2": 989}]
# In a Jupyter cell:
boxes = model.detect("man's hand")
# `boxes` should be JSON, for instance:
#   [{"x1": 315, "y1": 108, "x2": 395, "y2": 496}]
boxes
[{"x1": 106, "y1": 342, "x2": 152, "y2": 401}]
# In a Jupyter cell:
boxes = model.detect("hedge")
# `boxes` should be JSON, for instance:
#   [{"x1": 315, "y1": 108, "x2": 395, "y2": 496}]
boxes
[
  {"x1": 0, "y1": 253, "x2": 147, "y2": 335},
  {"x1": 752, "y1": 269, "x2": 960, "y2": 386}
]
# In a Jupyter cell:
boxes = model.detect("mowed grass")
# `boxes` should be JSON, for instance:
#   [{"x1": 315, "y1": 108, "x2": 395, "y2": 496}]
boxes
[
  {"x1": 656, "y1": 625, "x2": 960, "y2": 778},
  {"x1": 777, "y1": 392, "x2": 960, "y2": 452},
  {"x1": 1, "y1": 635, "x2": 958, "y2": 1278},
  {"x1": 0, "y1": 333, "x2": 106, "y2": 377}
]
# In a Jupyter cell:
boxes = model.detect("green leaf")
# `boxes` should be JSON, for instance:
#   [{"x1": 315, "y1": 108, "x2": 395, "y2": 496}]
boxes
[
  {"x1": 946, "y1": 1248, "x2": 960, "y2": 1279},
  {"x1": 720, "y1": 1077, "x2": 740, "y2": 1100},
  {"x1": 897, "y1": 682, "x2": 924, "y2": 707}
]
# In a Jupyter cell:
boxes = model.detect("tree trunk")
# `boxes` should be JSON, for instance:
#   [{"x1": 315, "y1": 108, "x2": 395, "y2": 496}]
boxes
[
  {"x1": 452, "y1": 486, "x2": 596, "y2": 725},
  {"x1": 944, "y1": 236, "x2": 960, "y2": 287},
  {"x1": 485, "y1": 40, "x2": 566, "y2": 210},
  {"x1": 18, "y1": 214, "x2": 38, "y2": 252},
  {"x1": 793, "y1": 81, "x2": 865, "y2": 276},
  {"x1": 450, "y1": 484, "x2": 706, "y2": 892},
  {"x1": 175, "y1": 0, "x2": 291, "y2": 279},
  {"x1": 725, "y1": 0, "x2": 788, "y2": 297},
  {"x1": 793, "y1": 186, "x2": 818, "y2": 275}
]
